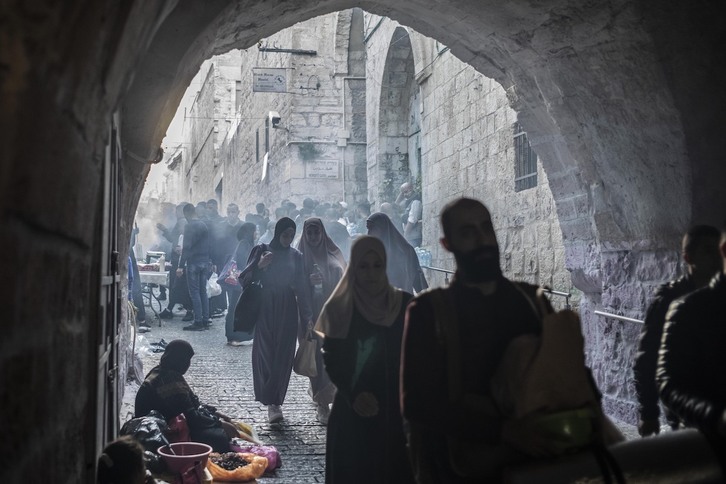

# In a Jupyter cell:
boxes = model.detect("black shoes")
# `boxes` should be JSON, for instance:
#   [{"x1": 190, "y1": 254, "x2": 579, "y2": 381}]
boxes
[
  {"x1": 159, "y1": 309, "x2": 174, "y2": 319},
  {"x1": 182, "y1": 311, "x2": 194, "y2": 322},
  {"x1": 183, "y1": 320, "x2": 211, "y2": 331}
]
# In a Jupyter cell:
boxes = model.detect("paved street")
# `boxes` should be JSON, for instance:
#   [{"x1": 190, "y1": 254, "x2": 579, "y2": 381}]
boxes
[
  {"x1": 121, "y1": 304, "x2": 641, "y2": 484},
  {"x1": 122, "y1": 307, "x2": 327, "y2": 484}
]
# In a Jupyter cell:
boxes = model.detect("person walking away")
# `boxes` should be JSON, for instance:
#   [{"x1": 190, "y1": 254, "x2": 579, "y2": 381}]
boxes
[
  {"x1": 296, "y1": 218, "x2": 346, "y2": 423},
  {"x1": 367, "y1": 212, "x2": 427, "y2": 294},
  {"x1": 177, "y1": 204, "x2": 212, "y2": 331},
  {"x1": 224, "y1": 222, "x2": 256, "y2": 345},
  {"x1": 633, "y1": 225, "x2": 721, "y2": 436},
  {"x1": 316, "y1": 236, "x2": 415, "y2": 484},
  {"x1": 238, "y1": 217, "x2": 312, "y2": 423},
  {"x1": 657, "y1": 220, "x2": 726, "y2": 470}
]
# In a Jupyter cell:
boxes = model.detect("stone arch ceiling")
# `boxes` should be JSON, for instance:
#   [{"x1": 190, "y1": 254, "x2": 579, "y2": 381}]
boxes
[
  {"x1": 1, "y1": 2, "x2": 724, "y2": 474},
  {"x1": 118, "y1": 0, "x2": 724, "y2": 251}
]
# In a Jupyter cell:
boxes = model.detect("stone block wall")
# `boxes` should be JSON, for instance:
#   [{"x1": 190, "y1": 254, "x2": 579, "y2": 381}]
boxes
[
  {"x1": 211, "y1": 12, "x2": 369, "y2": 215},
  {"x1": 364, "y1": 17, "x2": 575, "y2": 307}
]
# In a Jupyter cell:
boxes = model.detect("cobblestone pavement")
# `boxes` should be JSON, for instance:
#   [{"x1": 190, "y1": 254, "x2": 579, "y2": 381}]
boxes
[
  {"x1": 121, "y1": 306, "x2": 642, "y2": 483},
  {"x1": 122, "y1": 307, "x2": 327, "y2": 484}
]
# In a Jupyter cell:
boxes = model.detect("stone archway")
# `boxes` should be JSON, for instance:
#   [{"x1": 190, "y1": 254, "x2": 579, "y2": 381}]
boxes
[
  {"x1": 3, "y1": 0, "x2": 725, "y2": 480},
  {"x1": 369, "y1": 26, "x2": 418, "y2": 204}
]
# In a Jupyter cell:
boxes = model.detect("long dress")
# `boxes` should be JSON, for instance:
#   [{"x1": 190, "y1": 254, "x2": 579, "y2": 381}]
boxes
[
  {"x1": 322, "y1": 295, "x2": 415, "y2": 484},
  {"x1": 241, "y1": 244, "x2": 312, "y2": 405},
  {"x1": 297, "y1": 218, "x2": 346, "y2": 407},
  {"x1": 224, "y1": 238, "x2": 254, "y2": 342}
]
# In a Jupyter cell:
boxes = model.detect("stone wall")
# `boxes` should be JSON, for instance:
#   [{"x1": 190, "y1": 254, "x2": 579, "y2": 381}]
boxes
[
  {"x1": 185, "y1": 51, "x2": 243, "y2": 203},
  {"x1": 209, "y1": 12, "x2": 370, "y2": 216},
  {"x1": 364, "y1": 17, "x2": 575, "y2": 306}
]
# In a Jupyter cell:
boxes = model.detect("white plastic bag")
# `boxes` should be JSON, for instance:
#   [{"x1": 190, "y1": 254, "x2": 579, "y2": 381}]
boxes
[{"x1": 207, "y1": 272, "x2": 222, "y2": 297}]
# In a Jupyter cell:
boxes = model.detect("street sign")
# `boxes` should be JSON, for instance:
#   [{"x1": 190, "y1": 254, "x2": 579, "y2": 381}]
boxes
[
  {"x1": 305, "y1": 160, "x2": 339, "y2": 179},
  {"x1": 253, "y1": 68, "x2": 287, "y2": 93}
]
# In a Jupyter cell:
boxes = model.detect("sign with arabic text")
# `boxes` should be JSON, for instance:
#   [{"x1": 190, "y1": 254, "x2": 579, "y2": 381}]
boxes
[{"x1": 305, "y1": 160, "x2": 339, "y2": 179}]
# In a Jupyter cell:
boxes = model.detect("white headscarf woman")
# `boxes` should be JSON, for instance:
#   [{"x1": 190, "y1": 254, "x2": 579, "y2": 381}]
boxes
[{"x1": 315, "y1": 236, "x2": 403, "y2": 339}]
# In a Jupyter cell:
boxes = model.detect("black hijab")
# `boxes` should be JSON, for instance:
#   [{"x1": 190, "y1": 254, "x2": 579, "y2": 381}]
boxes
[
  {"x1": 367, "y1": 212, "x2": 428, "y2": 293},
  {"x1": 269, "y1": 217, "x2": 296, "y2": 250},
  {"x1": 159, "y1": 340, "x2": 194, "y2": 374}
]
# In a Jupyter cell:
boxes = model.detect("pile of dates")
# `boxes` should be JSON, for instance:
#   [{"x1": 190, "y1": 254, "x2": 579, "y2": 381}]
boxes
[{"x1": 210, "y1": 452, "x2": 249, "y2": 470}]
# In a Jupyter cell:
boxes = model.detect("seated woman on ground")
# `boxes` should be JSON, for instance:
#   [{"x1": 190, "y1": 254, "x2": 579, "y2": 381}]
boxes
[{"x1": 134, "y1": 339, "x2": 237, "y2": 452}]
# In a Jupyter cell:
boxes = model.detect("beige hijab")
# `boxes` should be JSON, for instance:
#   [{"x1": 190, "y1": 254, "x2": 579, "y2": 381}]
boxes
[{"x1": 315, "y1": 236, "x2": 403, "y2": 339}]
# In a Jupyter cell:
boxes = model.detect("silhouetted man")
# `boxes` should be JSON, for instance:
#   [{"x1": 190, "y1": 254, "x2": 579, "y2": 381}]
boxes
[
  {"x1": 401, "y1": 198, "x2": 550, "y2": 483},
  {"x1": 633, "y1": 225, "x2": 721, "y2": 436},
  {"x1": 177, "y1": 204, "x2": 212, "y2": 331},
  {"x1": 657, "y1": 221, "x2": 726, "y2": 463}
]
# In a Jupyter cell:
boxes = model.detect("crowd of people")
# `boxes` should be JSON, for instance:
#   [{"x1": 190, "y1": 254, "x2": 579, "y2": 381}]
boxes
[{"x1": 121, "y1": 193, "x2": 726, "y2": 483}]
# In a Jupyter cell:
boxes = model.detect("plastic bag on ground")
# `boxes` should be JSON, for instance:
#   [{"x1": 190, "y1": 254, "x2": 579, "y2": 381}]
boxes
[
  {"x1": 207, "y1": 452, "x2": 268, "y2": 482},
  {"x1": 230, "y1": 441, "x2": 281, "y2": 471}
]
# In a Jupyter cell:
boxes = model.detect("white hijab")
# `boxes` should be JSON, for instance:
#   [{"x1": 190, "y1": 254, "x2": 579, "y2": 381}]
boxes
[{"x1": 315, "y1": 236, "x2": 403, "y2": 339}]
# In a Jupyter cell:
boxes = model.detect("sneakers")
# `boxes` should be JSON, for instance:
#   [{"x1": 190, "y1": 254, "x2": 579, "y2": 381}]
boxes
[
  {"x1": 268, "y1": 404, "x2": 284, "y2": 423},
  {"x1": 138, "y1": 321, "x2": 151, "y2": 333},
  {"x1": 183, "y1": 322, "x2": 205, "y2": 331},
  {"x1": 202, "y1": 320, "x2": 212, "y2": 329},
  {"x1": 316, "y1": 404, "x2": 330, "y2": 425},
  {"x1": 159, "y1": 309, "x2": 174, "y2": 319},
  {"x1": 182, "y1": 311, "x2": 194, "y2": 322}
]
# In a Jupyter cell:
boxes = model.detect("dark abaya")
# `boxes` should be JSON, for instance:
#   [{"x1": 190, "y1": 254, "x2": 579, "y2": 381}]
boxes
[
  {"x1": 239, "y1": 218, "x2": 312, "y2": 405},
  {"x1": 322, "y1": 300, "x2": 415, "y2": 484},
  {"x1": 366, "y1": 212, "x2": 428, "y2": 293}
]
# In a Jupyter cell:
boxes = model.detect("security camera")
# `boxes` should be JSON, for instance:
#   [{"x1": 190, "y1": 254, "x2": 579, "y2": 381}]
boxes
[{"x1": 269, "y1": 111, "x2": 281, "y2": 128}]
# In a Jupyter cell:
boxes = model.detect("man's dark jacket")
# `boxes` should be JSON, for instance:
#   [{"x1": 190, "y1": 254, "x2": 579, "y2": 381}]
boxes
[
  {"x1": 657, "y1": 273, "x2": 726, "y2": 435},
  {"x1": 633, "y1": 275, "x2": 696, "y2": 425}
]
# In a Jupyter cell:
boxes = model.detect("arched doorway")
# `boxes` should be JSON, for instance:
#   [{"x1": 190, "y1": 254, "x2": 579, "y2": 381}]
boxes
[{"x1": 2, "y1": 1, "x2": 725, "y2": 480}]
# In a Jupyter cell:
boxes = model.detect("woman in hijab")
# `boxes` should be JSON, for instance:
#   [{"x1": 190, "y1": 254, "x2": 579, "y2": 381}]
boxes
[
  {"x1": 315, "y1": 236, "x2": 415, "y2": 484},
  {"x1": 296, "y1": 218, "x2": 347, "y2": 424},
  {"x1": 223, "y1": 222, "x2": 257, "y2": 346},
  {"x1": 366, "y1": 212, "x2": 428, "y2": 294},
  {"x1": 134, "y1": 340, "x2": 235, "y2": 451},
  {"x1": 239, "y1": 217, "x2": 312, "y2": 423}
]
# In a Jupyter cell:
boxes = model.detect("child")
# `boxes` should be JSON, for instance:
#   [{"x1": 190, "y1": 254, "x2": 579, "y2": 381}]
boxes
[{"x1": 97, "y1": 435, "x2": 149, "y2": 484}]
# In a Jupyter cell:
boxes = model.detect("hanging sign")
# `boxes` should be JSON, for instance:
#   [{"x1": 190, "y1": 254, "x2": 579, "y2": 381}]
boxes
[{"x1": 253, "y1": 68, "x2": 287, "y2": 92}]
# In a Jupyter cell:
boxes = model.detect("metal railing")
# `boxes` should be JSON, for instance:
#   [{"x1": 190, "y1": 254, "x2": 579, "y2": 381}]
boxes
[
  {"x1": 594, "y1": 310, "x2": 644, "y2": 325},
  {"x1": 422, "y1": 265, "x2": 454, "y2": 284},
  {"x1": 422, "y1": 266, "x2": 572, "y2": 309},
  {"x1": 542, "y1": 287, "x2": 572, "y2": 310}
]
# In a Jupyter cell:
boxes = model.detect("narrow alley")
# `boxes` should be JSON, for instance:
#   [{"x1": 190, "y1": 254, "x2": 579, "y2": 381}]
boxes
[{"x1": 123, "y1": 308, "x2": 327, "y2": 483}]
